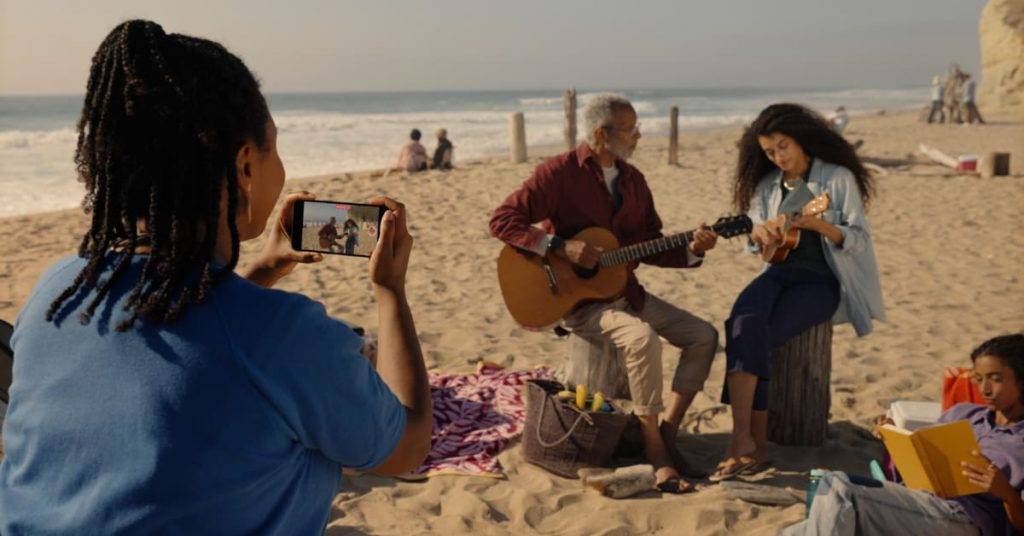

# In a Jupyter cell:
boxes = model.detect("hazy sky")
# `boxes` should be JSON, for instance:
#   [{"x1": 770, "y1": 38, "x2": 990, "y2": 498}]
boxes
[{"x1": 0, "y1": 0, "x2": 987, "y2": 95}]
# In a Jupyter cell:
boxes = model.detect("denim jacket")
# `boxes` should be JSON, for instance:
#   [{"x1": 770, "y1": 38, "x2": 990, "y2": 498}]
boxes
[{"x1": 747, "y1": 158, "x2": 886, "y2": 336}]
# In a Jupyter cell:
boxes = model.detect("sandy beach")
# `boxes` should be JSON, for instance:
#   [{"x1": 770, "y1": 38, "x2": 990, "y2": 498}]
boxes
[{"x1": 1, "y1": 110, "x2": 1022, "y2": 534}]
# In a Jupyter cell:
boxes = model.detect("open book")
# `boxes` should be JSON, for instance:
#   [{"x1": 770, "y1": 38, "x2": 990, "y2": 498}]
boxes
[{"x1": 878, "y1": 420, "x2": 985, "y2": 498}]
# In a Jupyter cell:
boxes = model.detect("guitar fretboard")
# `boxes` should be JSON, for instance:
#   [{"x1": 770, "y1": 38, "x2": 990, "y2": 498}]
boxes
[{"x1": 599, "y1": 230, "x2": 695, "y2": 267}]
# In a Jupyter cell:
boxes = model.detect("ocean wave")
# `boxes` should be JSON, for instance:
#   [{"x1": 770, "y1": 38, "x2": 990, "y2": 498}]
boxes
[
  {"x1": 0, "y1": 128, "x2": 77, "y2": 149},
  {"x1": 519, "y1": 93, "x2": 657, "y2": 114}
]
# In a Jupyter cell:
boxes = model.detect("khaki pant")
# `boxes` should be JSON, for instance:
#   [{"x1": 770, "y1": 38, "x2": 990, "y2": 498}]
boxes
[{"x1": 564, "y1": 294, "x2": 718, "y2": 416}]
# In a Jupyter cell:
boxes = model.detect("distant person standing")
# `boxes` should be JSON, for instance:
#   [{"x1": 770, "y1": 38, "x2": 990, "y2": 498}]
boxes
[
  {"x1": 432, "y1": 129, "x2": 454, "y2": 170},
  {"x1": 927, "y1": 76, "x2": 946, "y2": 124},
  {"x1": 342, "y1": 218, "x2": 359, "y2": 255},
  {"x1": 962, "y1": 74, "x2": 985, "y2": 125},
  {"x1": 392, "y1": 129, "x2": 429, "y2": 173},
  {"x1": 944, "y1": 71, "x2": 965, "y2": 125}
]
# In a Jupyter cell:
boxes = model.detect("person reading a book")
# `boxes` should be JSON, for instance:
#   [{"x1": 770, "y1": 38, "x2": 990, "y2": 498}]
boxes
[
  {"x1": 782, "y1": 333, "x2": 1024, "y2": 535},
  {"x1": 712, "y1": 103, "x2": 884, "y2": 481}
]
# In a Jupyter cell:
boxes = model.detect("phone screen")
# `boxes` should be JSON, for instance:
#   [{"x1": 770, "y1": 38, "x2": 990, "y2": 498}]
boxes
[{"x1": 292, "y1": 200, "x2": 384, "y2": 258}]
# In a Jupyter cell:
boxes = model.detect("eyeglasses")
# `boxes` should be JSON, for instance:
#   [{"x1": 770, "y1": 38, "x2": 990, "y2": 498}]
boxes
[{"x1": 603, "y1": 122, "x2": 641, "y2": 136}]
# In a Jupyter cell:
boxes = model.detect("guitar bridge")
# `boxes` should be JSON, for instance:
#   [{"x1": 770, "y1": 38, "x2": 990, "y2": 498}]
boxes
[{"x1": 542, "y1": 257, "x2": 559, "y2": 295}]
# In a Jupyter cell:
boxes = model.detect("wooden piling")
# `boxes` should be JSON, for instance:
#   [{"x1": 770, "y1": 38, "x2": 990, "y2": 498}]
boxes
[
  {"x1": 564, "y1": 89, "x2": 577, "y2": 151},
  {"x1": 510, "y1": 112, "x2": 527, "y2": 163},
  {"x1": 668, "y1": 106, "x2": 679, "y2": 165}
]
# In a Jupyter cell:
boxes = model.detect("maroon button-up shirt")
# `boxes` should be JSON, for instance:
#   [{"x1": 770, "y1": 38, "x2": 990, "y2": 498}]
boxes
[{"x1": 489, "y1": 143, "x2": 701, "y2": 312}]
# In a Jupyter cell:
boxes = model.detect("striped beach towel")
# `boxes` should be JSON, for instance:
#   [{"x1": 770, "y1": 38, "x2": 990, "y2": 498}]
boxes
[{"x1": 404, "y1": 363, "x2": 553, "y2": 479}]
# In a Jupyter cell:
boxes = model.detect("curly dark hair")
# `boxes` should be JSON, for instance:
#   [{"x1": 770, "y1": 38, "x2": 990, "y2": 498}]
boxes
[
  {"x1": 971, "y1": 333, "x2": 1024, "y2": 403},
  {"x1": 46, "y1": 19, "x2": 270, "y2": 331},
  {"x1": 732, "y1": 103, "x2": 873, "y2": 213}
]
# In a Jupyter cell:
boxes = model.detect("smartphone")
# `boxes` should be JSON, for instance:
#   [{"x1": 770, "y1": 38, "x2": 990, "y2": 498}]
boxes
[{"x1": 291, "y1": 200, "x2": 385, "y2": 258}]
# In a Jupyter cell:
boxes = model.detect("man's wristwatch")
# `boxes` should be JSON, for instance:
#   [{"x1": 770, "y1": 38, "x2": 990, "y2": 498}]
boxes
[{"x1": 547, "y1": 235, "x2": 565, "y2": 255}]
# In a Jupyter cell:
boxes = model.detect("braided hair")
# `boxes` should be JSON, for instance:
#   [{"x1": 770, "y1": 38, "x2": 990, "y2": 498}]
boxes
[
  {"x1": 732, "y1": 103, "x2": 873, "y2": 213},
  {"x1": 47, "y1": 19, "x2": 270, "y2": 331}
]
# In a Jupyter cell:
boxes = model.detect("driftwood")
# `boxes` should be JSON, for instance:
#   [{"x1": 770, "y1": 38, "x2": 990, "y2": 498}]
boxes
[
  {"x1": 579, "y1": 464, "x2": 656, "y2": 499},
  {"x1": 721, "y1": 481, "x2": 803, "y2": 506},
  {"x1": 918, "y1": 143, "x2": 959, "y2": 169},
  {"x1": 863, "y1": 162, "x2": 888, "y2": 176},
  {"x1": 767, "y1": 321, "x2": 833, "y2": 446}
]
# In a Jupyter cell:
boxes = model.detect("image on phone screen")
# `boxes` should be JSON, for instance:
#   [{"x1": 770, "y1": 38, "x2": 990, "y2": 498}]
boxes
[{"x1": 292, "y1": 200, "x2": 384, "y2": 258}]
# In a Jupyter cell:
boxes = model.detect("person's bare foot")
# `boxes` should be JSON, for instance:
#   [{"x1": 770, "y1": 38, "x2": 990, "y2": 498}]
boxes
[
  {"x1": 654, "y1": 465, "x2": 694, "y2": 494},
  {"x1": 659, "y1": 421, "x2": 707, "y2": 479},
  {"x1": 710, "y1": 434, "x2": 758, "y2": 482}
]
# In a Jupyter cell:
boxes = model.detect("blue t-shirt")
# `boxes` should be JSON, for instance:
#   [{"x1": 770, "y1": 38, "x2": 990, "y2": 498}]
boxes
[{"x1": 0, "y1": 254, "x2": 406, "y2": 535}]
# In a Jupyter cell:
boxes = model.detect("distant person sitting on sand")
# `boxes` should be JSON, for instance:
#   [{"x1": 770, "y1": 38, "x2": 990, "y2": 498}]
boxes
[
  {"x1": 711, "y1": 103, "x2": 884, "y2": 482},
  {"x1": 962, "y1": 74, "x2": 985, "y2": 125},
  {"x1": 928, "y1": 76, "x2": 946, "y2": 124},
  {"x1": 782, "y1": 333, "x2": 1024, "y2": 535},
  {"x1": 342, "y1": 218, "x2": 359, "y2": 254},
  {"x1": 0, "y1": 20, "x2": 432, "y2": 534},
  {"x1": 318, "y1": 216, "x2": 341, "y2": 251},
  {"x1": 829, "y1": 106, "x2": 849, "y2": 134},
  {"x1": 394, "y1": 129, "x2": 429, "y2": 173},
  {"x1": 432, "y1": 128, "x2": 454, "y2": 170}
]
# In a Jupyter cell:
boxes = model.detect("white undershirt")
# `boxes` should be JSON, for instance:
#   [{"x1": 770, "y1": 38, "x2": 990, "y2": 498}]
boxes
[{"x1": 602, "y1": 165, "x2": 619, "y2": 194}]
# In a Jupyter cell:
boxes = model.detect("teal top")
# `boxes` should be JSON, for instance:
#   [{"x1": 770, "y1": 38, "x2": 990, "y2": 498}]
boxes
[{"x1": 747, "y1": 158, "x2": 886, "y2": 336}]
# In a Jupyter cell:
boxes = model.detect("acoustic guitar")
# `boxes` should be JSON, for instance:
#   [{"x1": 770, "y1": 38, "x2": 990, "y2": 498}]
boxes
[
  {"x1": 760, "y1": 192, "x2": 830, "y2": 264},
  {"x1": 497, "y1": 215, "x2": 753, "y2": 329}
]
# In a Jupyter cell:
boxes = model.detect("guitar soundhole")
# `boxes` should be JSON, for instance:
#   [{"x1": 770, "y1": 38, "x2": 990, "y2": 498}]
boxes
[{"x1": 573, "y1": 265, "x2": 599, "y2": 280}]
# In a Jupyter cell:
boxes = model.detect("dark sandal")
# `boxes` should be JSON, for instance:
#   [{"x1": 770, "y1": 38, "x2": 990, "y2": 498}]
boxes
[{"x1": 656, "y1": 477, "x2": 695, "y2": 494}]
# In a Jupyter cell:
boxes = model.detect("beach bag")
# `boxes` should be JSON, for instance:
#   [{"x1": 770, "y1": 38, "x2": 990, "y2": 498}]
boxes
[
  {"x1": 941, "y1": 366, "x2": 984, "y2": 411},
  {"x1": 523, "y1": 379, "x2": 629, "y2": 478}
]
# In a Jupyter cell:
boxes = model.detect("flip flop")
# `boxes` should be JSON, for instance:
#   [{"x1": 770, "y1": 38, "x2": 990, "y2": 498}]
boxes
[
  {"x1": 709, "y1": 456, "x2": 758, "y2": 482},
  {"x1": 740, "y1": 459, "x2": 773, "y2": 476},
  {"x1": 656, "y1": 476, "x2": 695, "y2": 494}
]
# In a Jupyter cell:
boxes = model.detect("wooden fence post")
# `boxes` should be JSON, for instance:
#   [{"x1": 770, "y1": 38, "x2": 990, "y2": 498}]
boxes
[
  {"x1": 510, "y1": 112, "x2": 527, "y2": 163},
  {"x1": 767, "y1": 321, "x2": 833, "y2": 446},
  {"x1": 668, "y1": 106, "x2": 679, "y2": 165},
  {"x1": 564, "y1": 89, "x2": 577, "y2": 151}
]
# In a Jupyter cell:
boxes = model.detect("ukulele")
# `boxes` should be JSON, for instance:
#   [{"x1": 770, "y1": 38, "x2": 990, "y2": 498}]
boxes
[
  {"x1": 496, "y1": 215, "x2": 753, "y2": 329},
  {"x1": 759, "y1": 192, "x2": 831, "y2": 264}
]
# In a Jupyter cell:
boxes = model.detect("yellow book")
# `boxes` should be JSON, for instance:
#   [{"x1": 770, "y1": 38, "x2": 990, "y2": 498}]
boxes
[{"x1": 878, "y1": 420, "x2": 986, "y2": 498}]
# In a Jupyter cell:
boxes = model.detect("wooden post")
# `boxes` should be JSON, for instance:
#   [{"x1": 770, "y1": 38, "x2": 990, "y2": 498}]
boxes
[
  {"x1": 668, "y1": 106, "x2": 679, "y2": 165},
  {"x1": 561, "y1": 332, "x2": 631, "y2": 400},
  {"x1": 979, "y1": 152, "x2": 1011, "y2": 178},
  {"x1": 767, "y1": 321, "x2": 833, "y2": 446},
  {"x1": 509, "y1": 112, "x2": 527, "y2": 163},
  {"x1": 564, "y1": 89, "x2": 577, "y2": 151}
]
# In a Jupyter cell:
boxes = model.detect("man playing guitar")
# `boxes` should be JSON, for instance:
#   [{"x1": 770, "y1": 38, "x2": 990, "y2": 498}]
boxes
[{"x1": 489, "y1": 93, "x2": 718, "y2": 492}]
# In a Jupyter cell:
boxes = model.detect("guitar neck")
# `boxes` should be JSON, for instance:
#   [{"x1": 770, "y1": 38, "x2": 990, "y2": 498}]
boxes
[{"x1": 599, "y1": 230, "x2": 695, "y2": 267}]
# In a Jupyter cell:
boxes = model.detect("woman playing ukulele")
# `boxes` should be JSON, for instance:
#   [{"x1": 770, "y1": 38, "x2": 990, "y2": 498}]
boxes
[{"x1": 711, "y1": 103, "x2": 885, "y2": 481}]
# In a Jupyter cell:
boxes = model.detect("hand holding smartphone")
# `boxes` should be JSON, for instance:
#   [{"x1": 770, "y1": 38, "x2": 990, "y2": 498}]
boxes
[{"x1": 291, "y1": 200, "x2": 386, "y2": 258}]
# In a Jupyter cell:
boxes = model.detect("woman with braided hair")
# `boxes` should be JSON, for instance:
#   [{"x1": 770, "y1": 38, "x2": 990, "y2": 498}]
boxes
[{"x1": 0, "y1": 20, "x2": 431, "y2": 534}]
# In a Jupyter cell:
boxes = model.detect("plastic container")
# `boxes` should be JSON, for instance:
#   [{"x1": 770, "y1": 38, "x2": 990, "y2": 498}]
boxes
[
  {"x1": 806, "y1": 469, "x2": 828, "y2": 517},
  {"x1": 957, "y1": 154, "x2": 978, "y2": 173}
]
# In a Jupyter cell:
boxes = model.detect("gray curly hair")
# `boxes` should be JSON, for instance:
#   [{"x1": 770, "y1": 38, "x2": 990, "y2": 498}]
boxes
[{"x1": 583, "y1": 93, "x2": 633, "y2": 145}]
